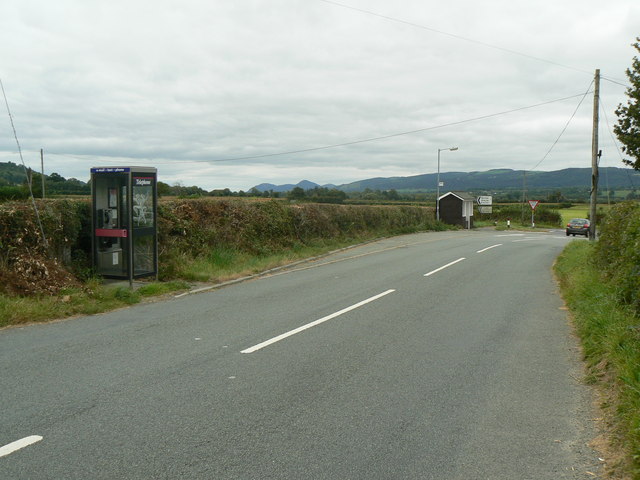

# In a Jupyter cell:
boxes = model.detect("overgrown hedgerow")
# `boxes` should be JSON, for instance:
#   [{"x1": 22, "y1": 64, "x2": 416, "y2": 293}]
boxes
[
  {"x1": 594, "y1": 201, "x2": 640, "y2": 314},
  {"x1": 157, "y1": 199, "x2": 439, "y2": 276},
  {"x1": 556, "y1": 201, "x2": 640, "y2": 478},
  {"x1": 483, "y1": 204, "x2": 562, "y2": 226},
  {"x1": 556, "y1": 240, "x2": 640, "y2": 478},
  {"x1": 0, "y1": 199, "x2": 89, "y2": 295},
  {"x1": 1, "y1": 198, "x2": 439, "y2": 295}
]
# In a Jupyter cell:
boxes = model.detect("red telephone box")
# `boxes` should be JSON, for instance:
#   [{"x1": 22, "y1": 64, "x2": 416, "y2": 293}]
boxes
[{"x1": 91, "y1": 166, "x2": 158, "y2": 283}]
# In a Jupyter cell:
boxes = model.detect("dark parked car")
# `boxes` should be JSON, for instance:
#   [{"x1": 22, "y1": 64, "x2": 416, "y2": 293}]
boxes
[{"x1": 566, "y1": 218, "x2": 590, "y2": 237}]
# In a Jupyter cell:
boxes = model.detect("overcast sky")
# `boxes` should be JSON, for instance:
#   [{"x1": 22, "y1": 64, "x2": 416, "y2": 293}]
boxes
[{"x1": 1, "y1": 0, "x2": 638, "y2": 190}]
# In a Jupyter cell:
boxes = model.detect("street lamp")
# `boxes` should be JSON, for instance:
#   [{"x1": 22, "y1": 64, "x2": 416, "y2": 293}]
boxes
[{"x1": 436, "y1": 146, "x2": 458, "y2": 221}]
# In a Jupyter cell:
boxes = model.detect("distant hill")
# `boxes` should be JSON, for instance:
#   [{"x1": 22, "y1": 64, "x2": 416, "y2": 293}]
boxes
[
  {"x1": 338, "y1": 167, "x2": 640, "y2": 192},
  {"x1": 0, "y1": 161, "x2": 89, "y2": 195},
  {"x1": 0, "y1": 160, "x2": 28, "y2": 185},
  {"x1": 252, "y1": 180, "x2": 336, "y2": 193},
  {"x1": 254, "y1": 168, "x2": 640, "y2": 193}
]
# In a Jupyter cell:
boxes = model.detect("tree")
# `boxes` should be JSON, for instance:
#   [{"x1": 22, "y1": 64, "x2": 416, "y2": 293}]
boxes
[
  {"x1": 48, "y1": 172, "x2": 65, "y2": 182},
  {"x1": 546, "y1": 190, "x2": 565, "y2": 203},
  {"x1": 157, "y1": 181, "x2": 171, "y2": 197},
  {"x1": 383, "y1": 189, "x2": 400, "y2": 200},
  {"x1": 614, "y1": 37, "x2": 640, "y2": 170},
  {"x1": 288, "y1": 186, "x2": 306, "y2": 200}
]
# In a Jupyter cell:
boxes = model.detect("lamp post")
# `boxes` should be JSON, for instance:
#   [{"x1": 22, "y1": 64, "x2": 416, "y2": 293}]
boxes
[{"x1": 436, "y1": 146, "x2": 458, "y2": 221}]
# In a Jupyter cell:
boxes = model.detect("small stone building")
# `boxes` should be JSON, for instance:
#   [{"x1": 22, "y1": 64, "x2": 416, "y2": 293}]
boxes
[{"x1": 438, "y1": 191, "x2": 474, "y2": 228}]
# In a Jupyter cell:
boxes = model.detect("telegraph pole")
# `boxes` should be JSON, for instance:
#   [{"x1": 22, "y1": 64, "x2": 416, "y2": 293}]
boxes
[
  {"x1": 589, "y1": 69, "x2": 600, "y2": 240},
  {"x1": 40, "y1": 148, "x2": 45, "y2": 199}
]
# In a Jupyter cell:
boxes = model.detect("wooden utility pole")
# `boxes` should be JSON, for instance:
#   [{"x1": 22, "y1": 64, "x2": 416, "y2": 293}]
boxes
[
  {"x1": 40, "y1": 148, "x2": 45, "y2": 199},
  {"x1": 521, "y1": 171, "x2": 527, "y2": 225},
  {"x1": 589, "y1": 69, "x2": 600, "y2": 240}
]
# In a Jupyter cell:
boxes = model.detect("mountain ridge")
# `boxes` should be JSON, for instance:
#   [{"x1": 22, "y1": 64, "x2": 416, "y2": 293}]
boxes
[{"x1": 252, "y1": 167, "x2": 640, "y2": 193}]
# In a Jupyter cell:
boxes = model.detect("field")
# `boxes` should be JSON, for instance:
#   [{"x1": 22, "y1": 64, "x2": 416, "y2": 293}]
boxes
[{"x1": 559, "y1": 203, "x2": 613, "y2": 225}]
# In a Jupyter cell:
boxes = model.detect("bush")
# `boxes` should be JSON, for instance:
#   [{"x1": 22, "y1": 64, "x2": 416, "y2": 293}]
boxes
[
  {"x1": 0, "y1": 186, "x2": 29, "y2": 201},
  {"x1": 158, "y1": 199, "x2": 439, "y2": 278},
  {"x1": 0, "y1": 199, "x2": 89, "y2": 295},
  {"x1": 481, "y1": 204, "x2": 562, "y2": 226},
  {"x1": 0, "y1": 197, "x2": 441, "y2": 295},
  {"x1": 594, "y1": 201, "x2": 640, "y2": 314},
  {"x1": 556, "y1": 241, "x2": 640, "y2": 477}
]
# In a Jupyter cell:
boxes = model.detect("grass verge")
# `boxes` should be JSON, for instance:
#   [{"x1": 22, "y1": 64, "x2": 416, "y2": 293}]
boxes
[
  {"x1": 0, "y1": 280, "x2": 190, "y2": 329},
  {"x1": 0, "y1": 236, "x2": 377, "y2": 329},
  {"x1": 170, "y1": 240, "x2": 359, "y2": 283},
  {"x1": 555, "y1": 240, "x2": 640, "y2": 478}
]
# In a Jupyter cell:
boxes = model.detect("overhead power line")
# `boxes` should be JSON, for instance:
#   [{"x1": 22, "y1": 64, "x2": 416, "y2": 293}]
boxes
[
  {"x1": 45, "y1": 93, "x2": 592, "y2": 168},
  {"x1": 317, "y1": 0, "x2": 596, "y2": 77},
  {"x1": 196, "y1": 92, "x2": 591, "y2": 163},
  {"x1": 599, "y1": 96, "x2": 637, "y2": 189},
  {"x1": 318, "y1": 0, "x2": 631, "y2": 87},
  {"x1": 0, "y1": 78, "x2": 48, "y2": 247},
  {"x1": 528, "y1": 82, "x2": 593, "y2": 172}
]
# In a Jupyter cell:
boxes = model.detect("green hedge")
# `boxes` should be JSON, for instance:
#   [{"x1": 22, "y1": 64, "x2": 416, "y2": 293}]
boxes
[
  {"x1": 158, "y1": 199, "x2": 439, "y2": 274},
  {"x1": 556, "y1": 241, "x2": 640, "y2": 477},
  {"x1": 0, "y1": 186, "x2": 29, "y2": 201},
  {"x1": 0, "y1": 198, "x2": 439, "y2": 295},
  {"x1": 475, "y1": 204, "x2": 562, "y2": 226},
  {"x1": 594, "y1": 201, "x2": 640, "y2": 314}
]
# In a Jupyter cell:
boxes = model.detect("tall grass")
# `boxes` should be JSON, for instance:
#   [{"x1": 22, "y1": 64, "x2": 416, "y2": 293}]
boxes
[
  {"x1": 555, "y1": 241, "x2": 640, "y2": 477},
  {"x1": 0, "y1": 280, "x2": 190, "y2": 329}
]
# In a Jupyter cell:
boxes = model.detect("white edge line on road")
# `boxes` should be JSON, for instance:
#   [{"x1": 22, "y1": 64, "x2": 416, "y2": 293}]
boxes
[
  {"x1": 477, "y1": 244, "x2": 503, "y2": 253},
  {"x1": 241, "y1": 289, "x2": 396, "y2": 354},
  {"x1": 423, "y1": 258, "x2": 466, "y2": 277},
  {"x1": 0, "y1": 435, "x2": 43, "y2": 458}
]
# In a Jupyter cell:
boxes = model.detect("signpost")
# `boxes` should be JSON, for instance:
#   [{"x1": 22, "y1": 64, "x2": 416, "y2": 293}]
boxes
[
  {"x1": 528, "y1": 200, "x2": 540, "y2": 227},
  {"x1": 476, "y1": 195, "x2": 492, "y2": 214}
]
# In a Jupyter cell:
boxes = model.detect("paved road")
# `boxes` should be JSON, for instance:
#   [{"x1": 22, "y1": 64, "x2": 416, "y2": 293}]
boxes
[{"x1": 1, "y1": 230, "x2": 601, "y2": 479}]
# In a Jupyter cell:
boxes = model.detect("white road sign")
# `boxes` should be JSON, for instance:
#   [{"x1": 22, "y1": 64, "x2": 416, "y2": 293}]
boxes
[{"x1": 477, "y1": 196, "x2": 493, "y2": 206}]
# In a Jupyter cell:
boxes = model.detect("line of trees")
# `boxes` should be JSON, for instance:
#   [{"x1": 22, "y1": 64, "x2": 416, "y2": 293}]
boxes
[{"x1": 0, "y1": 163, "x2": 90, "y2": 200}]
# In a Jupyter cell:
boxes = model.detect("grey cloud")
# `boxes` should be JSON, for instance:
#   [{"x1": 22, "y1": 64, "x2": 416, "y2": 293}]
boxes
[{"x1": 0, "y1": 0, "x2": 638, "y2": 190}]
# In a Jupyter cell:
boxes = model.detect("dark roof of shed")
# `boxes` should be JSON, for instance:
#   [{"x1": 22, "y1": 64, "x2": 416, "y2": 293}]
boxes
[{"x1": 439, "y1": 191, "x2": 476, "y2": 202}]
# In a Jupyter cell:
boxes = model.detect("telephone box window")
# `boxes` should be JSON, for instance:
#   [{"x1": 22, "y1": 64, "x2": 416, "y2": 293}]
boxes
[{"x1": 133, "y1": 177, "x2": 154, "y2": 227}]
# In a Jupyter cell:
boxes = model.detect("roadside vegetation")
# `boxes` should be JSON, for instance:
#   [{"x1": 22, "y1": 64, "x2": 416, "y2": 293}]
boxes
[
  {"x1": 0, "y1": 197, "x2": 444, "y2": 328},
  {"x1": 0, "y1": 194, "x2": 605, "y2": 329},
  {"x1": 3, "y1": 184, "x2": 640, "y2": 478},
  {"x1": 555, "y1": 201, "x2": 640, "y2": 478},
  {"x1": 475, "y1": 203, "x2": 563, "y2": 227}
]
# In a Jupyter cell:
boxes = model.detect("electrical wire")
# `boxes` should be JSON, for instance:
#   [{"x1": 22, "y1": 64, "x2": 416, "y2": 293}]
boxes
[
  {"x1": 0, "y1": 78, "x2": 48, "y2": 247},
  {"x1": 189, "y1": 92, "x2": 590, "y2": 164},
  {"x1": 601, "y1": 76, "x2": 632, "y2": 89},
  {"x1": 520, "y1": 81, "x2": 592, "y2": 210},
  {"x1": 42, "y1": 92, "x2": 591, "y2": 169},
  {"x1": 528, "y1": 83, "x2": 593, "y2": 172},
  {"x1": 317, "y1": 0, "x2": 598, "y2": 77},
  {"x1": 599, "y1": 96, "x2": 637, "y2": 190},
  {"x1": 318, "y1": 0, "x2": 633, "y2": 88}
]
